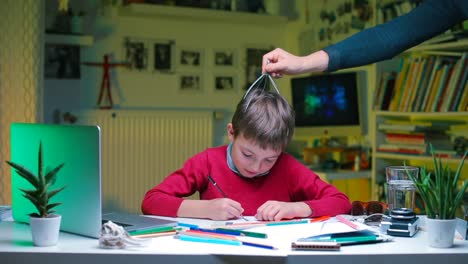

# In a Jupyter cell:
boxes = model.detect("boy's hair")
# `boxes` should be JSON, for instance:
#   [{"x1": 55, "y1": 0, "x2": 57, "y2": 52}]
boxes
[{"x1": 231, "y1": 88, "x2": 295, "y2": 151}]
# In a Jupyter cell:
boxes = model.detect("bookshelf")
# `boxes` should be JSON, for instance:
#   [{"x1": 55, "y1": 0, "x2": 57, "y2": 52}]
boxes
[{"x1": 370, "y1": 39, "x2": 468, "y2": 201}]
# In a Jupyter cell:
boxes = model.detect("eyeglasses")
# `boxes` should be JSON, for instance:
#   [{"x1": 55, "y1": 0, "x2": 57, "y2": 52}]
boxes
[{"x1": 350, "y1": 201, "x2": 390, "y2": 225}]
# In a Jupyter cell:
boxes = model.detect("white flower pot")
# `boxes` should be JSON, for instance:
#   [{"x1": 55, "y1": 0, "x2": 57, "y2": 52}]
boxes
[
  {"x1": 425, "y1": 218, "x2": 456, "y2": 248},
  {"x1": 29, "y1": 214, "x2": 61, "y2": 247}
]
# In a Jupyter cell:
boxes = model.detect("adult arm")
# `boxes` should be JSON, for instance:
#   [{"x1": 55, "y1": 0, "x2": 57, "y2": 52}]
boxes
[
  {"x1": 325, "y1": 0, "x2": 468, "y2": 71},
  {"x1": 263, "y1": 0, "x2": 468, "y2": 75}
]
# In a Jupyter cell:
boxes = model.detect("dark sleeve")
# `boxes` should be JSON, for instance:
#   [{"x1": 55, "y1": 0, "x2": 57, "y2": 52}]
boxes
[{"x1": 323, "y1": 0, "x2": 468, "y2": 72}]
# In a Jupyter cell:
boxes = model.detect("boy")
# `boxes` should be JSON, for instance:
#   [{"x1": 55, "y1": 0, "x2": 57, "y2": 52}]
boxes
[{"x1": 141, "y1": 88, "x2": 351, "y2": 221}]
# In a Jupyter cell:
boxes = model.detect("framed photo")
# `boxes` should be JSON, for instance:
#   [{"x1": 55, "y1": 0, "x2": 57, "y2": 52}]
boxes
[
  {"x1": 154, "y1": 40, "x2": 175, "y2": 72},
  {"x1": 178, "y1": 48, "x2": 203, "y2": 67},
  {"x1": 245, "y1": 47, "x2": 272, "y2": 90},
  {"x1": 214, "y1": 75, "x2": 236, "y2": 92},
  {"x1": 214, "y1": 49, "x2": 236, "y2": 67},
  {"x1": 124, "y1": 37, "x2": 148, "y2": 71},
  {"x1": 44, "y1": 44, "x2": 80, "y2": 79},
  {"x1": 179, "y1": 74, "x2": 202, "y2": 92}
]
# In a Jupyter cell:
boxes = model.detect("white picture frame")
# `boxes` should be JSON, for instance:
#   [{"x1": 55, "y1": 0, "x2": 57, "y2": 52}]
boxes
[
  {"x1": 214, "y1": 75, "x2": 237, "y2": 92},
  {"x1": 213, "y1": 49, "x2": 237, "y2": 67},
  {"x1": 179, "y1": 73, "x2": 203, "y2": 92},
  {"x1": 178, "y1": 48, "x2": 204, "y2": 67}
]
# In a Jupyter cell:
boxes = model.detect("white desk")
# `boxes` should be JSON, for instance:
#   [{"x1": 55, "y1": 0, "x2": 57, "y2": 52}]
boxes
[{"x1": 1, "y1": 217, "x2": 467, "y2": 264}]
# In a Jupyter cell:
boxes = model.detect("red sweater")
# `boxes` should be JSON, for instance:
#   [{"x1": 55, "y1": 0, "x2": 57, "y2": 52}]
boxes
[{"x1": 141, "y1": 145, "x2": 351, "y2": 217}]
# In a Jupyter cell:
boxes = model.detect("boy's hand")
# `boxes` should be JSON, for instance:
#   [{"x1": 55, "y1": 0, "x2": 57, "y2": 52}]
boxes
[
  {"x1": 206, "y1": 198, "x2": 245, "y2": 221},
  {"x1": 255, "y1": 201, "x2": 312, "y2": 221}
]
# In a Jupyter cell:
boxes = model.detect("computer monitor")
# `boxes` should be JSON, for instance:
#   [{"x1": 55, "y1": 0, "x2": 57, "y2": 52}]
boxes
[{"x1": 291, "y1": 72, "x2": 363, "y2": 138}]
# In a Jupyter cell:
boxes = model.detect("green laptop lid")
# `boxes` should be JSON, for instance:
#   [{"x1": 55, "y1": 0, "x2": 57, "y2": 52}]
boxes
[{"x1": 10, "y1": 123, "x2": 102, "y2": 238}]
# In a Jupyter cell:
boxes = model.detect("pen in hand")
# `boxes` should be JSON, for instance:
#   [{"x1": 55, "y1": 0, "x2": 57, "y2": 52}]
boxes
[{"x1": 207, "y1": 175, "x2": 248, "y2": 221}]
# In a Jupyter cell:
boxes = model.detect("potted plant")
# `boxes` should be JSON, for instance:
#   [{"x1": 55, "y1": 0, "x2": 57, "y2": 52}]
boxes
[
  {"x1": 5, "y1": 141, "x2": 66, "y2": 247},
  {"x1": 407, "y1": 145, "x2": 468, "y2": 248}
]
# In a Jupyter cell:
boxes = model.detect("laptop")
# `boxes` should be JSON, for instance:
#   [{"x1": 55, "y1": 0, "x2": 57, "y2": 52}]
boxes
[{"x1": 10, "y1": 123, "x2": 177, "y2": 238}]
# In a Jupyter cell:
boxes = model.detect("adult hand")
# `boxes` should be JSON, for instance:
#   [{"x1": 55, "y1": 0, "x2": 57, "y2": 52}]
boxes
[
  {"x1": 262, "y1": 48, "x2": 329, "y2": 78},
  {"x1": 255, "y1": 200, "x2": 311, "y2": 221}
]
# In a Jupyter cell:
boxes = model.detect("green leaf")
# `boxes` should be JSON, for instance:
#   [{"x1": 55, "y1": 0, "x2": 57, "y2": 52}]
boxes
[
  {"x1": 5, "y1": 161, "x2": 40, "y2": 189},
  {"x1": 48, "y1": 186, "x2": 66, "y2": 200},
  {"x1": 38, "y1": 142, "x2": 43, "y2": 184},
  {"x1": 45, "y1": 163, "x2": 65, "y2": 184},
  {"x1": 47, "y1": 202, "x2": 62, "y2": 212}
]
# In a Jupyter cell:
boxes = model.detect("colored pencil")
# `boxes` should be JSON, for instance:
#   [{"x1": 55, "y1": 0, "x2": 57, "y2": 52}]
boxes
[
  {"x1": 240, "y1": 241, "x2": 278, "y2": 250},
  {"x1": 310, "y1": 215, "x2": 331, "y2": 222},
  {"x1": 176, "y1": 234, "x2": 241, "y2": 246},
  {"x1": 265, "y1": 219, "x2": 309, "y2": 226},
  {"x1": 128, "y1": 226, "x2": 176, "y2": 236},
  {"x1": 176, "y1": 234, "x2": 277, "y2": 250},
  {"x1": 177, "y1": 222, "x2": 199, "y2": 229},
  {"x1": 180, "y1": 230, "x2": 238, "y2": 240},
  {"x1": 221, "y1": 219, "x2": 311, "y2": 229},
  {"x1": 131, "y1": 230, "x2": 177, "y2": 238},
  {"x1": 335, "y1": 215, "x2": 360, "y2": 230},
  {"x1": 207, "y1": 175, "x2": 248, "y2": 221},
  {"x1": 215, "y1": 228, "x2": 268, "y2": 238}
]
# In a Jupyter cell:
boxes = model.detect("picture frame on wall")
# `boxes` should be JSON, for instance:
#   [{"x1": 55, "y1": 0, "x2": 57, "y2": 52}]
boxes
[
  {"x1": 214, "y1": 49, "x2": 236, "y2": 67},
  {"x1": 154, "y1": 40, "x2": 175, "y2": 72},
  {"x1": 44, "y1": 44, "x2": 80, "y2": 79},
  {"x1": 179, "y1": 48, "x2": 203, "y2": 67},
  {"x1": 214, "y1": 75, "x2": 236, "y2": 92},
  {"x1": 124, "y1": 37, "x2": 148, "y2": 71},
  {"x1": 179, "y1": 73, "x2": 202, "y2": 92},
  {"x1": 245, "y1": 46, "x2": 272, "y2": 90}
]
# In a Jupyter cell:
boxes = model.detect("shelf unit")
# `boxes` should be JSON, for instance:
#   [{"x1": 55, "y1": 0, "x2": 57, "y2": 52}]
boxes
[
  {"x1": 45, "y1": 33, "x2": 94, "y2": 46},
  {"x1": 370, "y1": 37, "x2": 468, "y2": 201},
  {"x1": 118, "y1": 3, "x2": 288, "y2": 25},
  {"x1": 371, "y1": 111, "x2": 468, "y2": 201}
]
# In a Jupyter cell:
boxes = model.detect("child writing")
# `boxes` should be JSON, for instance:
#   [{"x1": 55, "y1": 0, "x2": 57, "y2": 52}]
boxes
[{"x1": 141, "y1": 87, "x2": 351, "y2": 221}]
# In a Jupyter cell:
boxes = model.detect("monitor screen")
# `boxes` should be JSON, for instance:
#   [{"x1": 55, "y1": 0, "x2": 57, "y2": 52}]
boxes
[{"x1": 291, "y1": 72, "x2": 362, "y2": 138}]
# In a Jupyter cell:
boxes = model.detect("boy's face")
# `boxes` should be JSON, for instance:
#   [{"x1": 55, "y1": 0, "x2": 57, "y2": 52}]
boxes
[{"x1": 227, "y1": 123, "x2": 282, "y2": 178}]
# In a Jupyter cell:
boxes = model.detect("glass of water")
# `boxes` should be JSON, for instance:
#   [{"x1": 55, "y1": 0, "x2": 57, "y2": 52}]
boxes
[{"x1": 386, "y1": 166, "x2": 419, "y2": 211}]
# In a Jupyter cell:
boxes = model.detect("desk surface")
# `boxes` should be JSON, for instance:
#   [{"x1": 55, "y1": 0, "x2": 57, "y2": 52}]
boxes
[{"x1": 1, "y1": 216, "x2": 467, "y2": 264}]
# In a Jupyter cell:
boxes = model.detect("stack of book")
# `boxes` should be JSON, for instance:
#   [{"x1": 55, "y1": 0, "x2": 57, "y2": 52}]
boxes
[
  {"x1": 377, "y1": 120, "x2": 457, "y2": 156},
  {"x1": 374, "y1": 53, "x2": 468, "y2": 112}
]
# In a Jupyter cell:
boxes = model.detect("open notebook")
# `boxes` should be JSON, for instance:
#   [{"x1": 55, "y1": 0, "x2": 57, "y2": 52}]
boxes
[{"x1": 10, "y1": 123, "x2": 176, "y2": 238}]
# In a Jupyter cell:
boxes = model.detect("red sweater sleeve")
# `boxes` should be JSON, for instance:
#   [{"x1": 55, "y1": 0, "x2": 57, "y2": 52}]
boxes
[
  {"x1": 141, "y1": 150, "x2": 210, "y2": 217},
  {"x1": 282, "y1": 155, "x2": 352, "y2": 217}
]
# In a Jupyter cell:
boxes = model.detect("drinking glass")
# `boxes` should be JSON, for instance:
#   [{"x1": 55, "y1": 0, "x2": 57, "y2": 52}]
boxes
[{"x1": 386, "y1": 166, "x2": 419, "y2": 211}]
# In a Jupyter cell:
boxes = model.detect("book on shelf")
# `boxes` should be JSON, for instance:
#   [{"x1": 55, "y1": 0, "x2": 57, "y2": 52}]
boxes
[
  {"x1": 440, "y1": 53, "x2": 466, "y2": 111},
  {"x1": 374, "y1": 71, "x2": 396, "y2": 111},
  {"x1": 377, "y1": 143, "x2": 427, "y2": 155},
  {"x1": 450, "y1": 55, "x2": 468, "y2": 111},
  {"x1": 412, "y1": 56, "x2": 434, "y2": 111},
  {"x1": 374, "y1": 53, "x2": 467, "y2": 112},
  {"x1": 384, "y1": 132, "x2": 426, "y2": 145},
  {"x1": 433, "y1": 59, "x2": 457, "y2": 112},
  {"x1": 388, "y1": 57, "x2": 411, "y2": 111}
]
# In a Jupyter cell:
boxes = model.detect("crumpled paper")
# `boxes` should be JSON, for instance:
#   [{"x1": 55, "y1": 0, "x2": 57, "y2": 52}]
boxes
[{"x1": 99, "y1": 221, "x2": 150, "y2": 249}]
